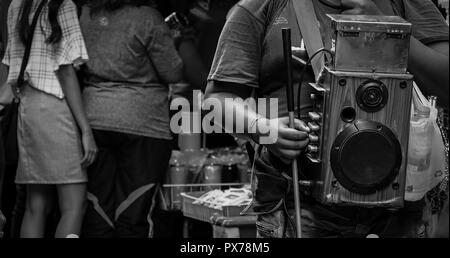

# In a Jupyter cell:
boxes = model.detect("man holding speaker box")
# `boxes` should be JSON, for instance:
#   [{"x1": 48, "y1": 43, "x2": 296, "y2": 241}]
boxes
[{"x1": 205, "y1": 0, "x2": 448, "y2": 238}]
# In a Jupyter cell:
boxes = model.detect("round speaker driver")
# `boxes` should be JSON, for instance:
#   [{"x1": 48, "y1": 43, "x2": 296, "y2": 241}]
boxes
[{"x1": 330, "y1": 121, "x2": 402, "y2": 195}]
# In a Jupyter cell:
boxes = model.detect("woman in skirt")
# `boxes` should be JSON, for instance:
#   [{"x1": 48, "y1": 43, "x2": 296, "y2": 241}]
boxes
[{"x1": 2, "y1": 0, "x2": 97, "y2": 238}]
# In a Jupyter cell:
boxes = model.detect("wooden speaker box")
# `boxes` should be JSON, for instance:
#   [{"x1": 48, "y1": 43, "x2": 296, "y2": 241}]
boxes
[
  {"x1": 303, "y1": 69, "x2": 413, "y2": 209},
  {"x1": 301, "y1": 15, "x2": 413, "y2": 209}
]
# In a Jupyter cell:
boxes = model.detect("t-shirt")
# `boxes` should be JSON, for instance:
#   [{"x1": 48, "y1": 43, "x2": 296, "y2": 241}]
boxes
[
  {"x1": 3, "y1": 0, "x2": 88, "y2": 99},
  {"x1": 209, "y1": 0, "x2": 449, "y2": 118},
  {"x1": 80, "y1": 5, "x2": 183, "y2": 139},
  {"x1": 208, "y1": 0, "x2": 449, "y2": 212}
]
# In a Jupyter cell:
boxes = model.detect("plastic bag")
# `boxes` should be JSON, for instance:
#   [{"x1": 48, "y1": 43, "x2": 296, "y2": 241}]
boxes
[{"x1": 405, "y1": 83, "x2": 447, "y2": 201}]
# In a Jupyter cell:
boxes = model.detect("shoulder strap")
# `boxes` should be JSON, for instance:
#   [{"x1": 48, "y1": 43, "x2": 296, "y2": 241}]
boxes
[
  {"x1": 17, "y1": 0, "x2": 46, "y2": 88},
  {"x1": 390, "y1": 0, "x2": 405, "y2": 17},
  {"x1": 291, "y1": 0, "x2": 325, "y2": 80}
]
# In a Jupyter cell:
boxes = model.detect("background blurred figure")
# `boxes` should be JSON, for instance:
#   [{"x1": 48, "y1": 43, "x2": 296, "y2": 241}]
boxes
[
  {"x1": 151, "y1": 0, "x2": 240, "y2": 238},
  {"x1": 160, "y1": 0, "x2": 239, "y2": 151},
  {"x1": 79, "y1": 0, "x2": 183, "y2": 238},
  {"x1": 0, "y1": 0, "x2": 12, "y2": 237}
]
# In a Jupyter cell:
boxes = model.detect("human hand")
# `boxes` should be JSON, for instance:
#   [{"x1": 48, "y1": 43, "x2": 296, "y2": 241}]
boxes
[
  {"x1": 11, "y1": 83, "x2": 21, "y2": 99},
  {"x1": 260, "y1": 117, "x2": 310, "y2": 163},
  {"x1": 80, "y1": 130, "x2": 98, "y2": 169},
  {"x1": 340, "y1": 0, "x2": 383, "y2": 15}
]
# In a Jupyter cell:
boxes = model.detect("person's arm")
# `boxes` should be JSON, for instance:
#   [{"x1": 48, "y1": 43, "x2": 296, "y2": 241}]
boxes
[
  {"x1": 408, "y1": 39, "x2": 449, "y2": 108},
  {"x1": 205, "y1": 82, "x2": 310, "y2": 163},
  {"x1": 204, "y1": 3, "x2": 310, "y2": 163},
  {"x1": 164, "y1": 11, "x2": 209, "y2": 92},
  {"x1": 56, "y1": 65, "x2": 97, "y2": 168},
  {"x1": 145, "y1": 10, "x2": 184, "y2": 84},
  {"x1": 53, "y1": 1, "x2": 97, "y2": 168},
  {"x1": 178, "y1": 39, "x2": 208, "y2": 91},
  {"x1": 341, "y1": 0, "x2": 449, "y2": 108},
  {"x1": 0, "y1": 65, "x2": 11, "y2": 108}
]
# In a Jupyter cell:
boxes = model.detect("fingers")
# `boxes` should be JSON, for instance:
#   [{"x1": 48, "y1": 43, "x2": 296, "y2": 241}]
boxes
[
  {"x1": 82, "y1": 151, "x2": 94, "y2": 169},
  {"x1": 80, "y1": 153, "x2": 89, "y2": 169},
  {"x1": 269, "y1": 117, "x2": 312, "y2": 160},
  {"x1": 277, "y1": 117, "x2": 310, "y2": 141},
  {"x1": 279, "y1": 117, "x2": 310, "y2": 131},
  {"x1": 87, "y1": 149, "x2": 98, "y2": 167},
  {"x1": 86, "y1": 150, "x2": 95, "y2": 168},
  {"x1": 277, "y1": 138, "x2": 310, "y2": 150},
  {"x1": 81, "y1": 148, "x2": 98, "y2": 169},
  {"x1": 274, "y1": 136, "x2": 309, "y2": 161},
  {"x1": 293, "y1": 119, "x2": 311, "y2": 133},
  {"x1": 10, "y1": 84, "x2": 20, "y2": 99},
  {"x1": 279, "y1": 120, "x2": 310, "y2": 141},
  {"x1": 279, "y1": 128, "x2": 308, "y2": 141}
]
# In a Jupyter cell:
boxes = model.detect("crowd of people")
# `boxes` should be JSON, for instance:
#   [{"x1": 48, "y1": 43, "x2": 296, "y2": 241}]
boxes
[
  {"x1": 0, "y1": 0, "x2": 448, "y2": 238},
  {"x1": 0, "y1": 0, "x2": 221, "y2": 238}
]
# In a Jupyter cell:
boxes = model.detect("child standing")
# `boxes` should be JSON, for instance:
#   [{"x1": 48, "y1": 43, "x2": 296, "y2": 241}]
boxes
[{"x1": 2, "y1": 0, "x2": 97, "y2": 238}]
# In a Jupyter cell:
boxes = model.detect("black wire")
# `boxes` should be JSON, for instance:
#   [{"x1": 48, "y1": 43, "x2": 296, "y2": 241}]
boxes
[
  {"x1": 283, "y1": 179, "x2": 297, "y2": 238},
  {"x1": 296, "y1": 48, "x2": 334, "y2": 119},
  {"x1": 289, "y1": 48, "x2": 334, "y2": 238},
  {"x1": 283, "y1": 200, "x2": 296, "y2": 237}
]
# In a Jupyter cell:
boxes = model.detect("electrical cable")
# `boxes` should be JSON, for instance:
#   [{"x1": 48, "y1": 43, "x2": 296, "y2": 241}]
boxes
[
  {"x1": 284, "y1": 48, "x2": 334, "y2": 237},
  {"x1": 283, "y1": 182, "x2": 297, "y2": 237},
  {"x1": 296, "y1": 48, "x2": 334, "y2": 119}
]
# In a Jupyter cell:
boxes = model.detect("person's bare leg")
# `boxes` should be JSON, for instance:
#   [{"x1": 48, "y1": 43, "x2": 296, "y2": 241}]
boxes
[
  {"x1": 55, "y1": 183, "x2": 87, "y2": 238},
  {"x1": 20, "y1": 185, "x2": 54, "y2": 238}
]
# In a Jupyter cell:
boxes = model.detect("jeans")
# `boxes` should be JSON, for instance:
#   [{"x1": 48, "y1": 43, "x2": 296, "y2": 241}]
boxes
[
  {"x1": 256, "y1": 201, "x2": 426, "y2": 238},
  {"x1": 250, "y1": 145, "x2": 425, "y2": 238}
]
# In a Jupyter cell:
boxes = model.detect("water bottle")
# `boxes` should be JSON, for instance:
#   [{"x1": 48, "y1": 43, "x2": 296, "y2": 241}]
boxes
[
  {"x1": 168, "y1": 151, "x2": 188, "y2": 209},
  {"x1": 408, "y1": 105, "x2": 434, "y2": 172}
]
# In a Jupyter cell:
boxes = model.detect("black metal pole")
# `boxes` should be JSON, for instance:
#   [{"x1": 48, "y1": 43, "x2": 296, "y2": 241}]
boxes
[{"x1": 282, "y1": 28, "x2": 302, "y2": 238}]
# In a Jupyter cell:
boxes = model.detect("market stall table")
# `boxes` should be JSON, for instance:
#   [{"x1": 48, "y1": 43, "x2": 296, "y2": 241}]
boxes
[{"x1": 210, "y1": 214, "x2": 257, "y2": 238}]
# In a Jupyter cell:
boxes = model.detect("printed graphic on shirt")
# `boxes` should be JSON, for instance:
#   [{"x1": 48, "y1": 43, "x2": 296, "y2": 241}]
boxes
[
  {"x1": 273, "y1": 16, "x2": 288, "y2": 25},
  {"x1": 99, "y1": 17, "x2": 109, "y2": 26}
]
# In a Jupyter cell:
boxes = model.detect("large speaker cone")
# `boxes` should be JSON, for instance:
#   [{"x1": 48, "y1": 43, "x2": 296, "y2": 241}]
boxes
[{"x1": 330, "y1": 121, "x2": 402, "y2": 195}]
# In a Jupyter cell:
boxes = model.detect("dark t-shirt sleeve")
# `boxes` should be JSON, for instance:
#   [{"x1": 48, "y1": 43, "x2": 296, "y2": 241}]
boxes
[
  {"x1": 208, "y1": 4, "x2": 265, "y2": 88},
  {"x1": 401, "y1": 0, "x2": 449, "y2": 44}
]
